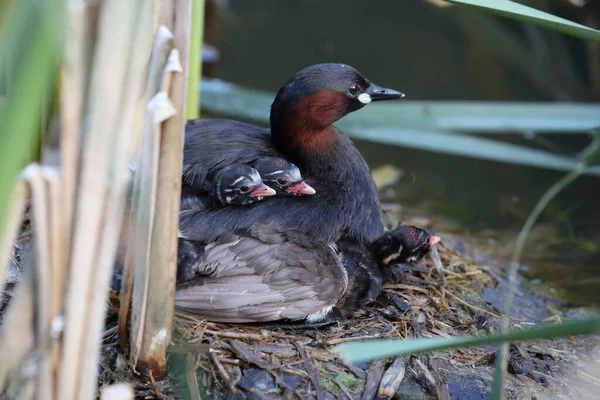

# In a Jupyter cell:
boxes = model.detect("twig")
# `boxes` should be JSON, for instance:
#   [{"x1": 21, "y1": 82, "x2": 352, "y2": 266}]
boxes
[
  {"x1": 227, "y1": 339, "x2": 279, "y2": 370},
  {"x1": 362, "y1": 359, "x2": 385, "y2": 400},
  {"x1": 338, "y1": 359, "x2": 367, "y2": 380},
  {"x1": 182, "y1": 321, "x2": 208, "y2": 342},
  {"x1": 268, "y1": 360, "x2": 307, "y2": 369},
  {"x1": 326, "y1": 335, "x2": 385, "y2": 346},
  {"x1": 430, "y1": 246, "x2": 446, "y2": 285},
  {"x1": 294, "y1": 341, "x2": 324, "y2": 400},
  {"x1": 430, "y1": 358, "x2": 450, "y2": 400},
  {"x1": 252, "y1": 343, "x2": 296, "y2": 357},
  {"x1": 428, "y1": 285, "x2": 449, "y2": 310},
  {"x1": 265, "y1": 369, "x2": 300, "y2": 397},
  {"x1": 414, "y1": 359, "x2": 436, "y2": 389},
  {"x1": 204, "y1": 329, "x2": 268, "y2": 341},
  {"x1": 378, "y1": 357, "x2": 405, "y2": 398},
  {"x1": 147, "y1": 371, "x2": 162, "y2": 398},
  {"x1": 209, "y1": 349, "x2": 238, "y2": 395},
  {"x1": 445, "y1": 291, "x2": 502, "y2": 319},
  {"x1": 445, "y1": 271, "x2": 483, "y2": 279},
  {"x1": 219, "y1": 358, "x2": 240, "y2": 365},
  {"x1": 383, "y1": 284, "x2": 429, "y2": 294},
  {"x1": 321, "y1": 372, "x2": 353, "y2": 400},
  {"x1": 103, "y1": 326, "x2": 118, "y2": 342},
  {"x1": 279, "y1": 367, "x2": 309, "y2": 378}
]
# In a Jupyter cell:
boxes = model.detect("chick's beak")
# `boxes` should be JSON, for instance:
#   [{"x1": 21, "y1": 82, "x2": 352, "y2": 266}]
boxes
[
  {"x1": 250, "y1": 184, "x2": 276, "y2": 198},
  {"x1": 367, "y1": 83, "x2": 405, "y2": 101},
  {"x1": 428, "y1": 235, "x2": 441, "y2": 246},
  {"x1": 287, "y1": 181, "x2": 316, "y2": 195}
]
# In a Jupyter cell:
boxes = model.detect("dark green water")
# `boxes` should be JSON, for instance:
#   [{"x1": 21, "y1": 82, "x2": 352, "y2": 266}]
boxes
[{"x1": 209, "y1": 0, "x2": 600, "y2": 302}]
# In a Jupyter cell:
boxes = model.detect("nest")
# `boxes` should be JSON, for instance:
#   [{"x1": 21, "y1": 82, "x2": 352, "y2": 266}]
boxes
[
  {"x1": 96, "y1": 231, "x2": 591, "y2": 399},
  {"x1": 4, "y1": 206, "x2": 586, "y2": 399},
  {"x1": 152, "y1": 241, "x2": 499, "y2": 399},
  {"x1": 169, "y1": 242, "x2": 502, "y2": 399}
]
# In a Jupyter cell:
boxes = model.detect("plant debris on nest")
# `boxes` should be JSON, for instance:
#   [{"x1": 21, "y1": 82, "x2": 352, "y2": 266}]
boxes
[
  {"x1": 156, "y1": 240, "x2": 573, "y2": 400},
  {"x1": 3, "y1": 208, "x2": 592, "y2": 399},
  {"x1": 92, "y1": 230, "x2": 595, "y2": 399}
]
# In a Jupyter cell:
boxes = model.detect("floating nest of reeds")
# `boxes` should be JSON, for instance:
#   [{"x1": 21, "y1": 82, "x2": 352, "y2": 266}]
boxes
[{"x1": 97, "y1": 225, "x2": 591, "y2": 400}]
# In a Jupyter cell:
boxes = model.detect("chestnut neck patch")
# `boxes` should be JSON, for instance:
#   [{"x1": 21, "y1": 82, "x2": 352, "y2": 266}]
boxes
[{"x1": 275, "y1": 90, "x2": 348, "y2": 152}]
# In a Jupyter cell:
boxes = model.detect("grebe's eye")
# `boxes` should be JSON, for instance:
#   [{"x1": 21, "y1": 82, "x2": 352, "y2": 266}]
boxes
[
  {"x1": 277, "y1": 178, "x2": 289, "y2": 186},
  {"x1": 348, "y1": 84, "x2": 359, "y2": 96},
  {"x1": 239, "y1": 185, "x2": 250, "y2": 194},
  {"x1": 379, "y1": 234, "x2": 392, "y2": 246}
]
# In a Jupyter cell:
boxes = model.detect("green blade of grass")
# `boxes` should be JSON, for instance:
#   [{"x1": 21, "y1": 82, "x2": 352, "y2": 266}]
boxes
[
  {"x1": 491, "y1": 343, "x2": 510, "y2": 400},
  {"x1": 0, "y1": 0, "x2": 62, "y2": 235},
  {"x1": 444, "y1": 0, "x2": 600, "y2": 42},
  {"x1": 200, "y1": 79, "x2": 600, "y2": 133},
  {"x1": 343, "y1": 102, "x2": 600, "y2": 134},
  {"x1": 199, "y1": 80, "x2": 600, "y2": 176},
  {"x1": 186, "y1": 0, "x2": 205, "y2": 119},
  {"x1": 346, "y1": 127, "x2": 600, "y2": 176},
  {"x1": 335, "y1": 317, "x2": 600, "y2": 364}
]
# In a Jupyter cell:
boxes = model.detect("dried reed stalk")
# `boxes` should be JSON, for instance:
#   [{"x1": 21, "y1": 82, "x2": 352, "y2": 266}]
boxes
[
  {"x1": 136, "y1": 0, "x2": 191, "y2": 375},
  {"x1": 0, "y1": 180, "x2": 30, "y2": 392},
  {"x1": 0, "y1": 179, "x2": 27, "y2": 296},
  {"x1": 0, "y1": 166, "x2": 60, "y2": 399},
  {"x1": 0, "y1": 264, "x2": 35, "y2": 399},
  {"x1": 20, "y1": 165, "x2": 56, "y2": 400},
  {"x1": 77, "y1": 2, "x2": 154, "y2": 397},
  {"x1": 123, "y1": 26, "x2": 174, "y2": 361},
  {"x1": 45, "y1": 164, "x2": 64, "y2": 385},
  {"x1": 125, "y1": 0, "x2": 191, "y2": 376},
  {"x1": 58, "y1": 0, "x2": 93, "y2": 299},
  {"x1": 3, "y1": 0, "x2": 191, "y2": 396},
  {"x1": 58, "y1": 0, "x2": 153, "y2": 399},
  {"x1": 137, "y1": 46, "x2": 184, "y2": 375}
]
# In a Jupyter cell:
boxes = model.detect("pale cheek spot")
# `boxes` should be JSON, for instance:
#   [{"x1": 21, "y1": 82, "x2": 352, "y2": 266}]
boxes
[{"x1": 358, "y1": 93, "x2": 372, "y2": 104}]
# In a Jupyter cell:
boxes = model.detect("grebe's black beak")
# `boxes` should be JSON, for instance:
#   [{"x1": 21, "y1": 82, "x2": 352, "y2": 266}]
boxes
[{"x1": 367, "y1": 83, "x2": 405, "y2": 101}]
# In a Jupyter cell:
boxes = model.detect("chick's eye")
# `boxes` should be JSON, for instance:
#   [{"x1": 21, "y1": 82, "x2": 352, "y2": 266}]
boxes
[
  {"x1": 348, "y1": 84, "x2": 359, "y2": 96},
  {"x1": 277, "y1": 178, "x2": 289, "y2": 186},
  {"x1": 239, "y1": 185, "x2": 250, "y2": 194}
]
